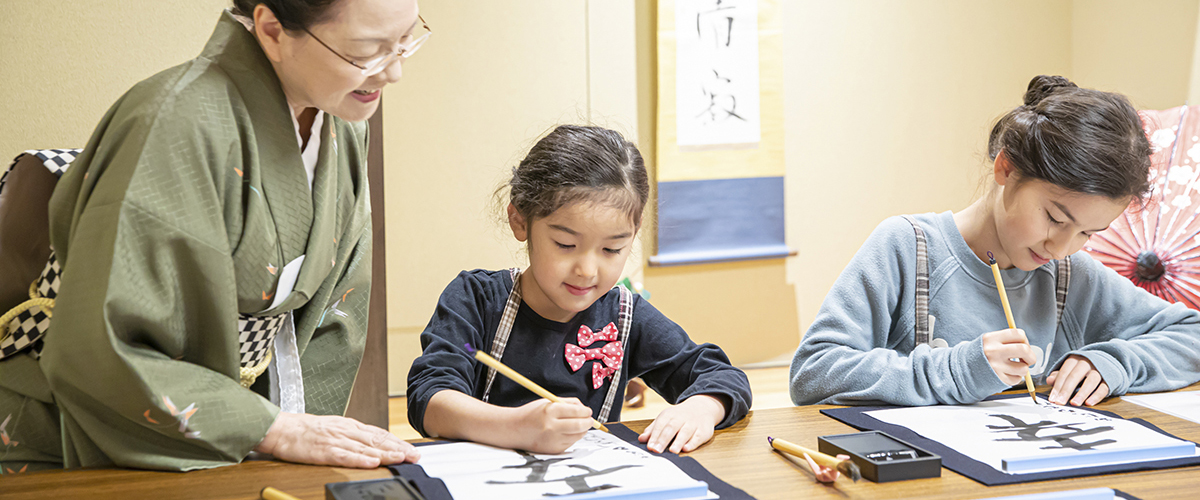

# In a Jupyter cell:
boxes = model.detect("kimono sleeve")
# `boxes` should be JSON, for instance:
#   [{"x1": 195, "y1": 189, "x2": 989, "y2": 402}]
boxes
[
  {"x1": 297, "y1": 226, "x2": 372, "y2": 416},
  {"x1": 627, "y1": 298, "x2": 752, "y2": 429},
  {"x1": 42, "y1": 101, "x2": 278, "y2": 471}
]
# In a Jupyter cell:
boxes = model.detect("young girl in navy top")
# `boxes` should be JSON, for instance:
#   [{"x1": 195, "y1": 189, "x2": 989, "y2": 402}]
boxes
[
  {"x1": 791, "y1": 75, "x2": 1200, "y2": 407},
  {"x1": 407, "y1": 125, "x2": 751, "y2": 454}
]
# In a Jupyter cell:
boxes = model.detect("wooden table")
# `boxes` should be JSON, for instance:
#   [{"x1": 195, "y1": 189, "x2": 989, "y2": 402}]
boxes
[{"x1": 3, "y1": 388, "x2": 1198, "y2": 499}]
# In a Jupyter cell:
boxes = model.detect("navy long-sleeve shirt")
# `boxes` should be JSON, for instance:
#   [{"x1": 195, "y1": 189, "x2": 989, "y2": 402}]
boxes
[{"x1": 406, "y1": 269, "x2": 752, "y2": 437}]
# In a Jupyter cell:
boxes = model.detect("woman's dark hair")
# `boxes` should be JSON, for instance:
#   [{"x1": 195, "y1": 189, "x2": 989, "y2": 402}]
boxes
[
  {"x1": 988, "y1": 75, "x2": 1152, "y2": 201},
  {"x1": 231, "y1": 0, "x2": 342, "y2": 31},
  {"x1": 503, "y1": 125, "x2": 649, "y2": 227}
]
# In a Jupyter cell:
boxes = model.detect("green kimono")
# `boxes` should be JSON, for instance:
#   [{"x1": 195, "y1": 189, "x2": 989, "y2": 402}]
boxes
[{"x1": 0, "y1": 10, "x2": 373, "y2": 472}]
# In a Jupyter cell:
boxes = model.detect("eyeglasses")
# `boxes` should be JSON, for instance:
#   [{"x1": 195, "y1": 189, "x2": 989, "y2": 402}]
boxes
[{"x1": 303, "y1": 16, "x2": 431, "y2": 77}]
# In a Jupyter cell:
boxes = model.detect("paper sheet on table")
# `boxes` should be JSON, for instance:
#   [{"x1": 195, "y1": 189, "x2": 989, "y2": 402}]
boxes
[
  {"x1": 1123, "y1": 391, "x2": 1200, "y2": 426},
  {"x1": 415, "y1": 430, "x2": 714, "y2": 500},
  {"x1": 865, "y1": 398, "x2": 1197, "y2": 474}
]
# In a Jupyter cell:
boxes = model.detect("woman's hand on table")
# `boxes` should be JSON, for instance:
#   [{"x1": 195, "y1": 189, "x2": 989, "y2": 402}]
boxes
[{"x1": 255, "y1": 412, "x2": 420, "y2": 468}]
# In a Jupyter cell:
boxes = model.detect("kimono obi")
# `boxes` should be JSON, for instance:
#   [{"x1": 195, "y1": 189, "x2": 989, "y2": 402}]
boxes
[
  {"x1": 2, "y1": 250, "x2": 288, "y2": 388},
  {"x1": 236, "y1": 311, "x2": 288, "y2": 387},
  {"x1": 0, "y1": 252, "x2": 60, "y2": 359}
]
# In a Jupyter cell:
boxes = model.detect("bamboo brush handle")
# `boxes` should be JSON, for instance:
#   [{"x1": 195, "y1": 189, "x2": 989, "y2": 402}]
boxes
[
  {"x1": 770, "y1": 437, "x2": 841, "y2": 467},
  {"x1": 472, "y1": 350, "x2": 610, "y2": 432}
]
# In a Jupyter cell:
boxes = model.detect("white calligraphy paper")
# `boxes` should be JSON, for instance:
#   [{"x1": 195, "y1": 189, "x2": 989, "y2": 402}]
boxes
[
  {"x1": 1124, "y1": 391, "x2": 1200, "y2": 426},
  {"x1": 866, "y1": 398, "x2": 1197, "y2": 474},
  {"x1": 675, "y1": 0, "x2": 760, "y2": 148},
  {"x1": 415, "y1": 431, "x2": 713, "y2": 500}
]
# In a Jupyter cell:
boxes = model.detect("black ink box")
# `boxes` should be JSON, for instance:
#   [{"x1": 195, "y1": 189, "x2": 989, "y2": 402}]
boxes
[
  {"x1": 818, "y1": 430, "x2": 941, "y2": 482},
  {"x1": 326, "y1": 477, "x2": 427, "y2": 500}
]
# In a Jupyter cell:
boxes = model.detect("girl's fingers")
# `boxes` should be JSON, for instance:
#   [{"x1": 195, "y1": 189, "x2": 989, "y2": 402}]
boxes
[
  {"x1": 682, "y1": 428, "x2": 710, "y2": 453},
  {"x1": 1051, "y1": 359, "x2": 1090, "y2": 404},
  {"x1": 1085, "y1": 382, "x2": 1110, "y2": 407},
  {"x1": 1072, "y1": 371, "x2": 1104, "y2": 406},
  {"x1": 989, "y1": 343, "x2": 1033, "y2": 366},
  {"x1": 651, "y1": 419, "x2": 682, "y2": 453},
  {"x1": 638, "y1": 419, "x2": 657, "y2": 443},
  {"x1": 990, "y1": 328, "x2": 1028, "y2": 344},
  {"x1": 550, "y1": 401, "x2": 594, "y2": 419},
  {"x1": 669, "y1": 422, "x2": 697, "y2": 454},
  {"x1": 1048, "y1": 359, "x2": 1076, "y2": 401}
]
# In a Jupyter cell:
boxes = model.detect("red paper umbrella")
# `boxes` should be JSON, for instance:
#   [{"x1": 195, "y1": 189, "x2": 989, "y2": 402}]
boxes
[{"x1": 1084, "y1": 105, "x2": 1200, "y2": 309}]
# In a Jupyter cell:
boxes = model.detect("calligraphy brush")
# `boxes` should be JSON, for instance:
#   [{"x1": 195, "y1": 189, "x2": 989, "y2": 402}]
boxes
[
  {"x1": 464, "y1": 343, "x2": 609, "y2": 432},
  {"x1": 260, "y1": 487, "x2": 302, "y2": 500},
  {"x1": 768, "y1": 436, "x2": 861, "y2": 482},
  {"x1": 987, "y1": 251, "x2": 1039, "y2": 405}
]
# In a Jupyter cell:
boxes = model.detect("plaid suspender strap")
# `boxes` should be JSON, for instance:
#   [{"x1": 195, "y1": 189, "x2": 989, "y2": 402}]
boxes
[
  {"x1": 1056, "y1": 257, "x2": 1071, "y2": 327},
  {"x1": 901, "y1": 216, "x2": 931, "y2": 345},
  {"x1": 482, "y1": 268, "x2": 523, "y2": 402},
  {"x1": 596, "y1": 285, "x2": 633, "y2": 424}
]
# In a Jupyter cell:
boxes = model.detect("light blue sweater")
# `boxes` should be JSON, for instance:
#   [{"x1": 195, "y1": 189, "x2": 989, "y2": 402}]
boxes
[{"x1": 790, "y1": 211, "x2": 1200, "y2": 406}]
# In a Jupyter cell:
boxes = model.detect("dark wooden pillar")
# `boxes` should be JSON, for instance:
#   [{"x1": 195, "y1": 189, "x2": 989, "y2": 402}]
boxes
[{"x1": 344, "y1": 101, "x2": 389, "y2": 429}]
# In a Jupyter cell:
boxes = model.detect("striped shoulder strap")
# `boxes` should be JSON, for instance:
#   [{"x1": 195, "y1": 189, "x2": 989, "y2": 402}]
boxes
[
  {"x1": 482, "y1": 268, "x2": 523, "y2": 402},
  {"x1": 1055, "y1": 256, "x2": 1071, "y2": 327},
  {"x1": 900, "y1": 216, "x2": 931, "y2": 345},
  {"x1": 596, "y1": 285, "x2": 634, "y2": 424}
]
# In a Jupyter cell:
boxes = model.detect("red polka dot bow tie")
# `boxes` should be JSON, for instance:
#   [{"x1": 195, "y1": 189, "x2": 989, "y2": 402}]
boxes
[{"x1": 565, "y1": 322, "x2": 623, "y2": 389}]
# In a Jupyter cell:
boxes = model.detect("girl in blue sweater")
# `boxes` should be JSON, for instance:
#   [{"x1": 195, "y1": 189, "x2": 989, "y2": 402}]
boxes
[{"x1": 791, "y1": 75, "x2": 1200, "y2": 407}]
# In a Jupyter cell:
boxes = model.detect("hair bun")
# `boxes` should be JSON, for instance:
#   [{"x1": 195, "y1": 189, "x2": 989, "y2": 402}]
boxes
[{"x1": 1023, "y1": 75, "x2": 1078, "y2": 106}]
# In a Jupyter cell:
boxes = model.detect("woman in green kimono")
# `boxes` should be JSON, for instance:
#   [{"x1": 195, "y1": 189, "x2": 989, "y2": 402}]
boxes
[{"x1": 0, "y1": 0, "x2": 426, "y2": 472}]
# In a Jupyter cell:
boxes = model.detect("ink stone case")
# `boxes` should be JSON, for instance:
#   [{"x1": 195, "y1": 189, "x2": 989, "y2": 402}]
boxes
[
  {"x1": 818, "y1": 431, "x2": 941, "y2": 482},
  {"x1": 326, "y1": 477, "x2": 427, "y2": 500}
]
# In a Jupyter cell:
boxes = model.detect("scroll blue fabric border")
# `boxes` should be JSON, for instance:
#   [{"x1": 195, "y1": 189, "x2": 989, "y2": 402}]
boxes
[
  {"x1": 389, "y1": 423, "x2": 755, "y2": 499},
  {"x1": 652, "y1": 176, "x2": 788, "y2": 267},
  {"x1": 820, "y1": 393, "x2": 1200, "y2": 486}
]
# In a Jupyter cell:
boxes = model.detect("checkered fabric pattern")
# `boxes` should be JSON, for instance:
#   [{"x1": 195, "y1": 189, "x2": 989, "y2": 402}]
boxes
[
  {"x1": 0, "y1": 149, "x2": 81, "y2": 196},
  {"x1": 1, "y1": 307, "x2": 50, "y2": 360},
  {"x1": 0, "y1": 148, "x2": 79, "y2": 194},
  {"x1": 24, "y1": 149, "x2": 80, "y2": 178},
  {"x1": 36, "y1": 252, "x2": 61, "y2": 300},
  {"x1": 237, "y1": 313, "x2": 287, "y2": 367},
  {"x1": 0, "y1": 253, "x2": 62, "y2": 360}
]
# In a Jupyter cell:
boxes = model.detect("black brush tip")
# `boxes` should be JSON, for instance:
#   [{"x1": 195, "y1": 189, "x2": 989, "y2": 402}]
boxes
[{"x1": 838, "y1": 460, "x2": 862, "y2": 483}]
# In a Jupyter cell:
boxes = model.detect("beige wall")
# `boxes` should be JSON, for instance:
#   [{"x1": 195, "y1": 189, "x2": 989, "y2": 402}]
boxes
[
  {"x1": 1072, "y1": 0, "x2": 1198, "y2": 110},
  {"x1": 0, "y1": 0, "x2": 231, "y2": 156}
]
